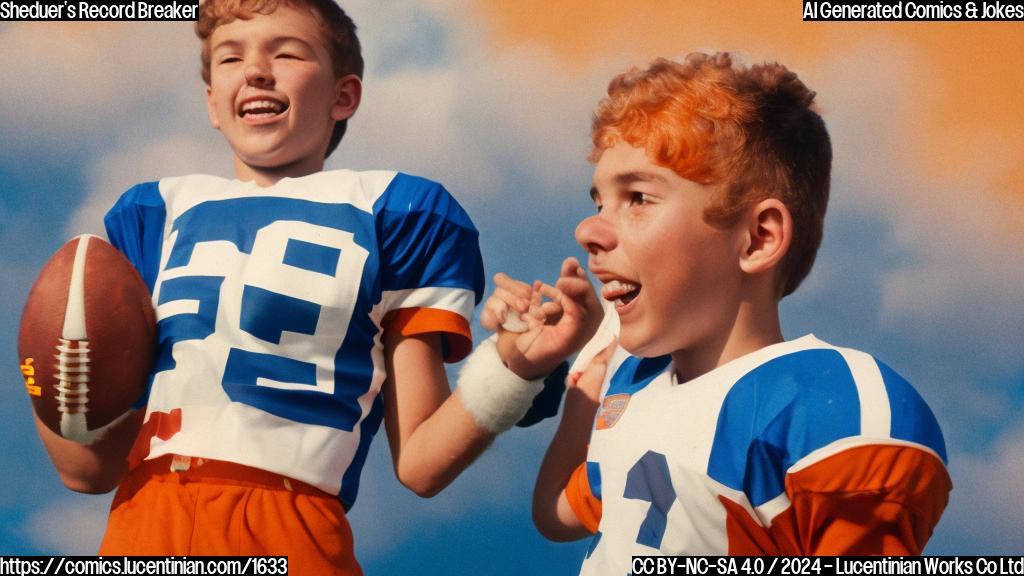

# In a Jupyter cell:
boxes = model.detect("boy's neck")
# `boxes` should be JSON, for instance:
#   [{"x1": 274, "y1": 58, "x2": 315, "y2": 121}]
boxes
[
  {"x1": 233, "y1": 155, "x2": 326, "y2": 187},
  {"x1": 670, "y1": 298, "x2": 784, "y2": 384}
]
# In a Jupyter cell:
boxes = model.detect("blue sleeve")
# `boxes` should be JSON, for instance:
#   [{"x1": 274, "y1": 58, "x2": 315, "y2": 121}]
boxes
[
  {"x1": 516, "y1": 361, "x2": 570, "y2": 427},
  {"x1": 878, "y1": 359, "x2": 947, "y2": 463},
  {"x1": 373, "y1": 173, "x2": 485, "y2": 303},
  {"x1": 103, "y1": 182, "x2": 166, "y2": 293}
]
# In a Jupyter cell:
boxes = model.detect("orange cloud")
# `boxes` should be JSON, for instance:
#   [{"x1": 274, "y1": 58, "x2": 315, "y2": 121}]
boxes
[{"x1": 470, "y1": 1, "x2": 1024, "y2": 221}]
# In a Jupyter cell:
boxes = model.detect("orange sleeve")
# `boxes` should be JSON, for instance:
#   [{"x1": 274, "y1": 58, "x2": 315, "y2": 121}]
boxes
[
  {"x1": 767, "y1": 444, "x2": 952, "y2": 555},
  {"x1": 384, "y1": 307, "x2": 472, "y2": 363},
  {"x1": 565, "y1": 462, "x2": 603, "y2": 534}
]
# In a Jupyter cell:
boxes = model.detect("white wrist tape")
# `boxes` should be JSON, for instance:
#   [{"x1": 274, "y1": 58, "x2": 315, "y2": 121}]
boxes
[{"x1": 457, "y1": 335, "x2": 545, "y2": 434}]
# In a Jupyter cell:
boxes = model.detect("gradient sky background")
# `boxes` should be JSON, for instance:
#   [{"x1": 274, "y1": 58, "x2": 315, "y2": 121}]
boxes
[{"x1": 2, "y1": 1, "x2": 1023, "y2": 570}]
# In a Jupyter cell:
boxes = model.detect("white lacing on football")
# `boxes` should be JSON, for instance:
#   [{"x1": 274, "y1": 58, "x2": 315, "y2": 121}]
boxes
[
  {"x1": 54, "y1": 338, "x2": 92, "y2": 442},
  {"x1": 56, "y1": 234, "x2": 95, "y2": 443}
]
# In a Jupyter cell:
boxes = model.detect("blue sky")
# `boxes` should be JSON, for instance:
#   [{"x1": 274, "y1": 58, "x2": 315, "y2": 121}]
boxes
[{"x1": 2, "y1": 2, "x2": 1023, "y2": 569}]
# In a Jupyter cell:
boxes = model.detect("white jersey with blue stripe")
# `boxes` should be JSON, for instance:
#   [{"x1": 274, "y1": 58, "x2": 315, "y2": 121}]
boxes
[
  {"x1": 104, "y1": 170, "x2": 484, "y2": 508},
  {"x1": 576, "y1": 335, "x2": 948, "y2": 572}
]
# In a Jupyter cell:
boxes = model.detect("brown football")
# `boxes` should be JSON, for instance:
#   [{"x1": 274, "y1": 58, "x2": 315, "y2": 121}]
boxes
[{"x1": 18, "y1": 234, "x2": 156, "y2": 444}]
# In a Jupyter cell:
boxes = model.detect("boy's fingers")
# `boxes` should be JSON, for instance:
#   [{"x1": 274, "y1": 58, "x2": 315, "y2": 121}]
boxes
[
  {"x1": 480, "y1": 297, "x2": 508, "y2": 331},
  {"x1": 555, "y1": 274, "x2": 596, "y2": 300},
  {"x1": 559, "y1": 257, "x2": 579, "y2": 279},
  {"x1": 572, "y1": 339, "x2": 617, "y2": 397},
  {"x1": 492, "y1": 286, "x2": 530, "y2": 312},
  {"x1": 560, "y1": 256, "x2": 590, "y2": 282},
  {"x1": 530, "y1": 280, "x2": 544, "y2": 308},
  {"x1": 536, "y1": 282, "x2": 564, "y2": 303},
  {"x1": 493, "y1": 273, "x2": 533, "y2": 298},
  {"x1": 536, "y1": 282, "x2": 581, "y2": 319},
  {"x1": 538, "y1": 300, "x2": 565, "y2": 322},
  {"x1": 540, "y1": 280, "x2": 597, "y2": 319}
]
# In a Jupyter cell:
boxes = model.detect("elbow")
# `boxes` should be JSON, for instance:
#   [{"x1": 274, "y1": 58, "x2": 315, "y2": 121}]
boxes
[
  {"x1": 406, "y1": 481, "x2": 444, "y2": 499},
  {"x1": 532, "y1": 491, "x2": 590, "y2": 542},
  {"x1": 50, "y1": 455, "x2": 128, "y2": 495},
  {"x1": 395, "y1": 465, "x2": 450, "y2": 499},
  {"x1": 58, "y1": 471, "x2": 120, "y2": 495},
  {"x1": 533, "y1": 517, "x2": 589, "y2": 543},
  {"x1": 532, "y1": 505, "x2": 573, "y2": 542},
  {"x1": 35, "y1": 409, "x2": 140, "y2": 495}
]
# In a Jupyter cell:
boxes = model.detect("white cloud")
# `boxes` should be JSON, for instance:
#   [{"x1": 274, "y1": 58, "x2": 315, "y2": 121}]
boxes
[
  {"x1": 813, "y1": 39, "x2": 1024, "y2": 377},
  {"x1": 930, "y1": 423, "x2": 1024, "y2": 553},
  {"x1": 22, "y1": 494, "x2": 113, "y2": 555},
  {"x1": 65, "y1": 135, "x2": 229, "y2": 238},
  {"x1": 0, "y1": 23, "x2": 199, "y2": 154},
  {"x1": 333, "y1": 66, "x2": 504, "y2": 197},
  {"x1": 347, "y1": 424, "x2": 549, "y2": 559},
  {"x1": 335, "y1": 0, "x2": 607, "y2": 203}
]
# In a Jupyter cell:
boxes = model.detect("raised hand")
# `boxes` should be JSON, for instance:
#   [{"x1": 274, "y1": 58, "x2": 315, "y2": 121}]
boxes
[{"x1": 481, "y1": 257, "x2": 603, "y2": 380}]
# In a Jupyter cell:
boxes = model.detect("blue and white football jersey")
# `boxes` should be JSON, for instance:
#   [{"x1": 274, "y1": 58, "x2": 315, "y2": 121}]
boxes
[
  {"x1": 566, "y1": 335, "x2": 951, "y2": 572},
  {"x1": 104, "y1": 170, "x2": 484, "y2": 509}
]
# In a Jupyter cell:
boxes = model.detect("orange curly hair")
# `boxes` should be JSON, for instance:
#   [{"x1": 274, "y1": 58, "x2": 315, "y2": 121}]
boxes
[{"x1": 591, "y1": 52, "x2": 832, "y2": 297}]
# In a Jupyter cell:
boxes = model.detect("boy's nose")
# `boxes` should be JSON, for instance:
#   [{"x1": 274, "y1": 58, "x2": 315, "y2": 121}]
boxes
[
  {"x1": 575, "y1": 214, "x2": 617, "y2": 255},
  {"x1": 244, "y1": 62, "x2": 274, "y2": 87}
]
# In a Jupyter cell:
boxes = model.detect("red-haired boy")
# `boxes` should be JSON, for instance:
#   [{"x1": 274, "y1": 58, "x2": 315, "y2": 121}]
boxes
[{"x1": 483, "y1": 52, "x2": 951, "y2": 571}]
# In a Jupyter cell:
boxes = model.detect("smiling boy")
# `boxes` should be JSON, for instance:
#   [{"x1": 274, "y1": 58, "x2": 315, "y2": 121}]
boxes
[
  {"x1": 31, "y1": 1, "x2": 538, "y2": 573},
  {"x1": 484, "y1": 52, "x2": 951, "y2": 571},
  {"x1": 201, "y1": 0, "x2": 359, "y2": 183}
]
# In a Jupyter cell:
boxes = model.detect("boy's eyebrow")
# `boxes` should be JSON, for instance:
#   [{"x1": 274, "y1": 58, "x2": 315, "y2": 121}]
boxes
[
  {"x1": 210, "y1": 36, "x2": 317, "y2": 55},
  {"x1": 590, "y1": 171, "x2": 666, "y2": 201},
  {"x1": 614, "y1": 171, "x2": 667, "y2": 186},
  {"x1": 210, "y1": 38, "x2": 242, "y2": 54}
]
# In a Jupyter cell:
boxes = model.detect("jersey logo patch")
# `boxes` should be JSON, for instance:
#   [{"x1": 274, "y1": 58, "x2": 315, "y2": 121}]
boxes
[{"x1": 596, "y1": 393, "x2": 631, "y2": 430}]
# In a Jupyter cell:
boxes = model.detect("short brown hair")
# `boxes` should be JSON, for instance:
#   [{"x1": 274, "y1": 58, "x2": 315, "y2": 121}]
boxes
[
  {"x1": 196, "y1": 0, "x2": 363, "y2": 158},
  {"x1": 591, "y1": 52, "x2": 832, "y2": 297}
]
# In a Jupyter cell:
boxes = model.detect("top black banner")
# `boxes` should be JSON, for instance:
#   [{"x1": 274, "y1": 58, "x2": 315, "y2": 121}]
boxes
[{"x1": 1, "y1": 0, "x2": 198, "y2": 21}]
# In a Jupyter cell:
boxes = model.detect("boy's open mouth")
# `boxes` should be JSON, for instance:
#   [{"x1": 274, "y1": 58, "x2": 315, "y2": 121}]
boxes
[
  {"x1": 238, "y1": 98, "x2": 289, "y2": 119},
  {"x1": 602, "y1": 279, "x2": 641, "y2": 307}
]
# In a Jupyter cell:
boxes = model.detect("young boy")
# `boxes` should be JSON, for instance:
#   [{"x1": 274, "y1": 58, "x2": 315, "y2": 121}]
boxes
[
  {"x1": 483, "y1": 52, "x2": 952, "y2": 570},
  {"x1": 32, "y1": 1, "x2": 547, "y2": 573}
]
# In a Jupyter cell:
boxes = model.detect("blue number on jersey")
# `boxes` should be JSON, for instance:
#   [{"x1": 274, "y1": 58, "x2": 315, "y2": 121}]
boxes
[
  {"x1": 154, "y1": 196, "x2": 380, "y2": 431},
  {"x1": 624, "y1": 450, "x2": 676, "y2": 550}
]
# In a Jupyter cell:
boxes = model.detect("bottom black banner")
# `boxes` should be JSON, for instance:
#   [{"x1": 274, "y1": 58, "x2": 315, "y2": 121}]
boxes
[
  {"x1": 631, "y1": 556, "x2": 1024, "y2": 576},
  {"x1": 0, "y1": 556, "x2": 287, "y2": 576}
]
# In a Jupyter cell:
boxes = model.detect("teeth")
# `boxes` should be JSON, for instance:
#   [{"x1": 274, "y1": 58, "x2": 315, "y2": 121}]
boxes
[
  {"x1": 240, "y1": 99, "x2": 285, "y2": 116},
  {"x1": 602, "y1": 280, "x2": 640, "y2": 305}
]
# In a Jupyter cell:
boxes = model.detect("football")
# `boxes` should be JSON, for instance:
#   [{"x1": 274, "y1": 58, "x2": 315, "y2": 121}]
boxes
[{"x1": 18, "y1": 234, "x2": 156, "y2": 444}]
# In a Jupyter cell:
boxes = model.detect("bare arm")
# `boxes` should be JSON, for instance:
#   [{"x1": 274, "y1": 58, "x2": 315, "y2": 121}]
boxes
[
  {"x1": 382, "y1": 329, "x2": 496, "y2": 498},
  {"x1": 34, "y1": 409, "x2": 144, "y2": 494},
  {"x1": 532, "y1": 343, "x2": 614, "y2": 540},
  {"x1": 476, "y1": 256, "x2": 609, "y2": 537}
]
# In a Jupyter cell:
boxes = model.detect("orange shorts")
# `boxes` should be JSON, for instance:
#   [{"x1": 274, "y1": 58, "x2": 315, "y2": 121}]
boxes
[{"x1": 99, "y1": 455, "x2": 362, "y2": 576}]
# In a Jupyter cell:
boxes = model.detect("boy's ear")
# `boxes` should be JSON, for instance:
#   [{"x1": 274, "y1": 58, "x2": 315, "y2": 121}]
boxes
[
  {"x1": 331, "y1": 74, "x2": 362, "y2": 122},
  {"x1": 738, "y1": 198, "x2": 792, "y2": 276},
  {"x1": 205, "y1": 85, "x2": 221, "y2": 130}
]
